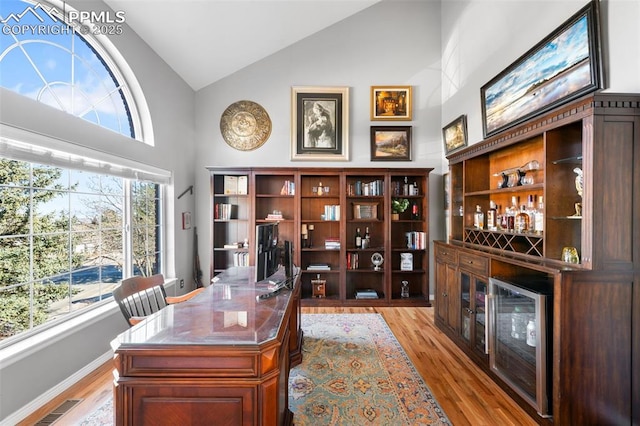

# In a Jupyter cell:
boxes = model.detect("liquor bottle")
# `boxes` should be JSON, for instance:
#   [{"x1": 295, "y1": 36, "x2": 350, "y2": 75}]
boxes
[
  {"x1": 413, "y1": 181, "x2": 419, "y2": 195},
  {"x1": 535, "y1": 196, "x2": 544, "y2": 235},
  {"x1": 355, "y1": 227, "x2": 362, "y2": 248},
  {"x1": 487, "y1": 201, "x2": 497, "y2": 231},
  {"x1": 403, "y1": 176, "x2": 409, "y2": 195},
  {"x1": 363, "y1": 226, "x2": 371, "y2": 249},
  {"x1": 473, "y1": 205, "x2": 484, "y2": 229},
  {"x1": 515, "y1": 205, "x2": 530, "y2": 233},
  {"x1": 526, "y1": 195, "x2": 536, "y2": 232},
  {"x1": 506, "y1": 196, "x2": 518, "y2": 231},
  {"x1": 411, "y1": 200, "x2": 420, "y2": 219}
]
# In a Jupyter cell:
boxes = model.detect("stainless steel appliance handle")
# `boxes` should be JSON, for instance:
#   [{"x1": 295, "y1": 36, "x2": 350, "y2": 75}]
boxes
[{"x1": 486, "y1": 293, "x2": 494, "y2": 355}]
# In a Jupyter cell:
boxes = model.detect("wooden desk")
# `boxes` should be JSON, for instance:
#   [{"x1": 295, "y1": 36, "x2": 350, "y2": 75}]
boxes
[{"x1": 111, "y1": 267, "x2": 302, "y2": 426}]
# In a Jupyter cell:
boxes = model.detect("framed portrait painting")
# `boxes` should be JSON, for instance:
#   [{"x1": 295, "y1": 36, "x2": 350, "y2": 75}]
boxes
[
  {"x1": 442, "y1": 115, "x2": 468, "y2": 155},
  {"x1": 371, "y1": 86, "x2": 412, "y2": 120},
  {"x1": 291, "y1": 86, "x2": 349, "y2": 161},
  {"x1": 370, "y1": 126, "x2": 411, "y2": 161}
]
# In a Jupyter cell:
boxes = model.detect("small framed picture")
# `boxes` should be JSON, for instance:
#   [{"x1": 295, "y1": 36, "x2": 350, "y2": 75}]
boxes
[
  {"x1": 370, "y1": 126, "x2": 411, "y2": 161},
  {"x1": 442, "y1": 114, "x2": 468, "y2": 155},
  {"x1": 182, "y1": 212, "x2": 192, "y2": 230},
  {"x1": 291, "y1": 86, "x2": 349, "y2": 161},
  {"x1": 371, "y1": 86, "x2": 412, "y2": 120}
]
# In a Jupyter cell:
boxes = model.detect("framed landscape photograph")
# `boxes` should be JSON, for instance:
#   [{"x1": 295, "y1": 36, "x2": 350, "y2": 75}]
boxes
[
  {"x1": 442, "y1": 115, "x2": 468, "y2": 155},
  {"x1": 291, "y1": 86, "x2": 349, "y2": 161},
  {"x1": 371, "y1": 86, "x2": 412, "y2": 120},
  {"x1": 481, "y1": 1, "x2": 602, "y2": 137},
  {"x1": 370, "y1": 126, "x2": 411, "y2": 161}
]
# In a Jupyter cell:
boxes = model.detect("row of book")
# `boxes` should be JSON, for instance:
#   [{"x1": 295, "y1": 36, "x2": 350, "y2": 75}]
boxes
[
  {"x1": 325, "y1": 238, "x2": 340, "y2": 250},
  {"x1": 405, "y1": 231, "x2": 427, "y2": 249},
  {"x1": 233, "y1": 251, "x2": 249, "y2": 266},
  {"x1": 307, "y1": 263, "x2": 330, "y2": 271},
  {"x1": 346, "y1": 252, "x2": 359, "y2": 270},
  {"x1": 214, "y1": 203, "x2": 238, "y2": 220},
  {"x1": 280, "y1": 180, "x2": 295, "y2": 195},
  {"x1": 347, "y1": 179, "x2": 384, "y2": 196},
  {"x1": 323, "y1": 205, "x2": 341, "y2": 221}
]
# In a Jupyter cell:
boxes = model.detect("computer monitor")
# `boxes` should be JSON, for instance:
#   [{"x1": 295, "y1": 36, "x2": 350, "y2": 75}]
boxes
[{"x1": 255, "y1": 222, "x2": 279, "y2": 282}]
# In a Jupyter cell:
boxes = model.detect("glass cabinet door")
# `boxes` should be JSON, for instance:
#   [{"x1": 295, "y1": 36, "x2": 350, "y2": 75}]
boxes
[
  {"x1": 460, "y1": 272, "x2": 471, "y2": 342},
  {"x1": 474, "y1": 279, "x2": 487, "y2": 355}
]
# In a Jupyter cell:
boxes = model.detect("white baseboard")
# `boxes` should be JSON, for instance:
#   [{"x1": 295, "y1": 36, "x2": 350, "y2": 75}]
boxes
[{"x1": 0, "y1": 351, "x2": 112, "y2": 426}]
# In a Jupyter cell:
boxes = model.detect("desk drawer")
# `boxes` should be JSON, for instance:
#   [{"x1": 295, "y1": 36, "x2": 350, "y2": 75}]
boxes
[
  {"x1": 435, "y1": 244, "x2": 457, "y2": 264},
  {"x1": 458, "y1": 252, "x2": 488, "y2": 275}
]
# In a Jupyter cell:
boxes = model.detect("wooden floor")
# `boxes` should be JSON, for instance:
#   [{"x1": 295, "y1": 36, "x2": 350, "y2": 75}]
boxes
[{"x1": 19, "y1": 307, "x2": 537, "y2": 426}]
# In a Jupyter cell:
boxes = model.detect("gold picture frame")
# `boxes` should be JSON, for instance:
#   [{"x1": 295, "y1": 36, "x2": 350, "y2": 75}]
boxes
[
  {"x1": 371, "y1": 86, "x2": 412, "y2": 121},
  {"x1": 291, "y1": 86, "x2": 349, "y2": 161}
]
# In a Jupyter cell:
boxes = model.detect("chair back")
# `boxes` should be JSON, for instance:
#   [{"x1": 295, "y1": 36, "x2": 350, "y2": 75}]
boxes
[{"x1": 113, "y1": 274, "x2": 167, "y2": 326}]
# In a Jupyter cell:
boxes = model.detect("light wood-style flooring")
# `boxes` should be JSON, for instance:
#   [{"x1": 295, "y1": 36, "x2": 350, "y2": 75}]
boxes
[{"x1": 19, "y1": 307, "x2": 537, "y2": 425}]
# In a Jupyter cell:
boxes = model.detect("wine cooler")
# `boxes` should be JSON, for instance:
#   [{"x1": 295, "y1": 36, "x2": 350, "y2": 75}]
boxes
[{"x1": 488, "y1": 276, "x2": 553, "y2": 417}]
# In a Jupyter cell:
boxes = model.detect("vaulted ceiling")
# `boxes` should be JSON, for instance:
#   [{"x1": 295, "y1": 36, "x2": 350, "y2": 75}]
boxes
[{"x1": 103, "y1": 0, "x2": 381, "y2": 91}]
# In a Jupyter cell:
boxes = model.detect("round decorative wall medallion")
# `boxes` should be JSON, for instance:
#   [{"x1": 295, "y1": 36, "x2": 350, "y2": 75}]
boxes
[{"x1": 220, "y1": 100, "x2": 272, "y2": 151}]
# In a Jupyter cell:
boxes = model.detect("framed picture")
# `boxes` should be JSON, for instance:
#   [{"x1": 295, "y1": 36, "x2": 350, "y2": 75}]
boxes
[
  {"x1": 442, "y1": 115, "x2": 468, "y2": 155},
  {"x1": 370, "y1": 126, "x2": 411, "y2": 161},
  {"x1": 371, "y1": 86, "x2": 412, "y2": 120},
  {"x1": 291, "y1": 86, "x2": 349, "y2": 161},
  {"x1": 182, "y1": 212, "x2": 192, "y2": 230},
  {"x1": 481, "y1": 1, "x2": 602, "y2": 138}
]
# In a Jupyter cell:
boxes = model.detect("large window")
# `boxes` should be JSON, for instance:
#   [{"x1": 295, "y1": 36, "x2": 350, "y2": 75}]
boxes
[
  {"x1": 0, "y1": 157, "x2": 163, "y2": 343},
  {"x1": 0, "y1": 0, "x2": 149, "y2": 141}
]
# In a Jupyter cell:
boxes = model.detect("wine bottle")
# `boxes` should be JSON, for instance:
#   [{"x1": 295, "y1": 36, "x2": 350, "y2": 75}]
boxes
[
  {"x1": 411, "y1": 200, "x2": 420, "y2": 219},
  {"x1": 355, "y1": 227, "x2": 362, "y2": 249},
  {"x1": 363, "y1": 226, "x2": 371, "y2": 249}
]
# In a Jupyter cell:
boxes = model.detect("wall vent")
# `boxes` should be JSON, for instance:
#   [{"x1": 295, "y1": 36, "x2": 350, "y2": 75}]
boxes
[{"x1": 34, "y1": 399, "x2": 82, "y2": 425}]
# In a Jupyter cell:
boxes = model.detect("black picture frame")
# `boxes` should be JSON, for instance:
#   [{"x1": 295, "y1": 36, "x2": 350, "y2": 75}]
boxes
[
  {"x1": 481, "y1": 0, "x2": 602, "y2": 138},
  {"x1": 370, "y1": 126, "x2": 412, "y2": 161},
  {"x1": 442, "y1": 115, "x2": 468, "y2": 155},
  {"x1": 291, "y1": 86, "x2": 349, "y2": 161}
]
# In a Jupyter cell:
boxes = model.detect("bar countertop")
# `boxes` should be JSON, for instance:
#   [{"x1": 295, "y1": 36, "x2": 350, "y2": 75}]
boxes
[{"x1": 110, "y1": 266, "x2": 295, "y2": 349}]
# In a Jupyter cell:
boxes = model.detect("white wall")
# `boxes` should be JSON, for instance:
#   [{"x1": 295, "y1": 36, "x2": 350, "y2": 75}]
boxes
[
  {"x1": 194, "y1": 1, "x2": 445, "y2": 287},
  {"x1": 441, "y1": 0, "x2": 640, "y2": 154}
]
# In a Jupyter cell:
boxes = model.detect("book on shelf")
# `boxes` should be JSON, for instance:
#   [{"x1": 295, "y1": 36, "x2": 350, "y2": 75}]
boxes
[
  {"x1": 214, "y1": 203, "x2": 237, "y2": 220},
  {"x1": 324, "y1": 238, "x2": 340, "y2": 250},
  {"x1": 280, "y1": 180, "x2": 295, "y2": 195},
  {"x1": 355, "y1": 289, "x2": 379, "y2": 299},
  {"x1": 223, "y1": 242, "x2": 242, "y2": 249},
  {"x1": 307, "y1": 263, "x2": 331, "y2": 271},
  {"x1": 265, "y1": 213, "x2": 283, "y2": 220},
  {"x1": 405, "y1": 231, "x2": 427, "y2": 249},
  {"x1": 233, "y1": 251, "x2": 249, "y2": 266},
  {"x1": 346, "y1": 252, "x2": 359, "y2": 269},
  {"x1": 323, "y1": 205, "x2": 340, "y2": 221}
]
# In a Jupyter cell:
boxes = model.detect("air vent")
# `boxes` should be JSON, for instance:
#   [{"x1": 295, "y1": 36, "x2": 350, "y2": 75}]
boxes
[{"x1": 34, "y1": 399, "x2": 82, "y2": 425}]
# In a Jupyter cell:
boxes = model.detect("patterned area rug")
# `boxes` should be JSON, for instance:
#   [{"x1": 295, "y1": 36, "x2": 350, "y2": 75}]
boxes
[
  {"x1": 290, "y1": 313, "x2": 449, "y2": 425},
  {"x1": 79, "y1": 313, "x2": 449, "y2": 425}
]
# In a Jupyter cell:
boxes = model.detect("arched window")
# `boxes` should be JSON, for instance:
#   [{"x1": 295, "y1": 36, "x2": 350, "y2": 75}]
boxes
[{"x1": 0, "y1": 0, "x2": 151, "y2": 142}]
